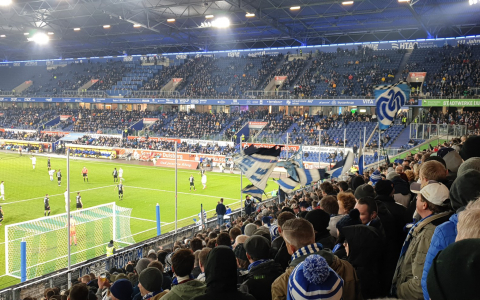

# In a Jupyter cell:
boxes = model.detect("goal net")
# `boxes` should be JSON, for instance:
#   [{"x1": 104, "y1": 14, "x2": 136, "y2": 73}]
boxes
[{"x1": 5, "y1": 203, "x2": 135, "y2": 280}]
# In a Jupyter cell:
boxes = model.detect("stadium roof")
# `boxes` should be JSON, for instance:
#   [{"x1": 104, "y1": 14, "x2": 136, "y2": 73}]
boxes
[{"x1": 0, "y1": 0, "x2": 479, "y2": 61}]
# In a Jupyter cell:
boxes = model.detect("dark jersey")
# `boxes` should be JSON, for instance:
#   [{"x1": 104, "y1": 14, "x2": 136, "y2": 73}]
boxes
[
  {"x1": 76, "y1": 195, "x2": 81, "y2": 205},
  {"x1": 189, "y1": 176, "x2": 194, "y2": 184},
  {"x1": 117, "y1": 184, "x2": 123, "y2": 192},
  {"x1": 113, "y1": 169, "x2": 118, "y2": 176},
  {"x1": 57, "y1": 171, "x2": 62, "y2": 178},
  {"x1": 44, "y1": 197, "x2": 50, "y2": 209},
  {"x1": 47, "y1": 159, "x2": 51, "y2": 166}
]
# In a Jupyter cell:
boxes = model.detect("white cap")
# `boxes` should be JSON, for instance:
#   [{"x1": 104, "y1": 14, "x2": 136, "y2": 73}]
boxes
[{"x1": 417, "y1": 182, "x2": 450, "y2": 206}]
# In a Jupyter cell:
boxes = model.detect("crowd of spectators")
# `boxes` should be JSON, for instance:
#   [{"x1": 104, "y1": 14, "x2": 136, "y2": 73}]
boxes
[
  {"x1": 159, "y1": 111, "x2": 234, "y2": 139},
  {"x1": 0, "y1": 107, "x2": 60, "y2": 129},
  {"x1": 71, "y1": 109, "x2": 153, "y2": 132},
  {"x1": 406, "y1": 44, "x2": 480, "y2": 98},
  {"x1": 21, "y1": 134, "x2": 480, "y2": 300},
  {"x1": 0, "y1": 131, "x2": 62, "y2": 142}
]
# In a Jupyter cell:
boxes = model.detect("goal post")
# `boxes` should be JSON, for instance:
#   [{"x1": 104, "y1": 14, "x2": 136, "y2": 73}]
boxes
[{"x1": 5, "y1": 202, "x2": 135, "y2": 280}]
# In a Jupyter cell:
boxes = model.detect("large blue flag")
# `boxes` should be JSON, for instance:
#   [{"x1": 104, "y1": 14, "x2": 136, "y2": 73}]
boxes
[
  {"x1": 358, "y1": 142, "x2": 364, "y2": 175},
  {"x1": 375, "y1": 81, "x2": 410, "y2": 130},
  {"x1": 328, "y1": 151, "x2": 354, "y2": 179}
]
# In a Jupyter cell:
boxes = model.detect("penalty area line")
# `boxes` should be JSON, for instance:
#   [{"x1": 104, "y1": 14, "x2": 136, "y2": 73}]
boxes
[
  {"x1": 1, "y1": 185, "x2": 118, "y2": 206},
  {"x1": 125, "y1": 185, "x2": 238, "y2": 201}
]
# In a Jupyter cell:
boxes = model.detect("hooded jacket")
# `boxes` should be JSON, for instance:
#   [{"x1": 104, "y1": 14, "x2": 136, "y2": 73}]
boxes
[
  {"x1": 160, "y1": 280, "x2": 205, "y2": 300},
  {"x1": 340, "y1": 224, "x2": 385, "y2": 299},
  {"x1": 240, "y1": 260, "x2": 283, "y2": 300},
  {"x1": 271, "y1": 245, "x2": 360, "y2": 300},
  {"x1": 191, "y1": 246, "x2": 255, "y2": 300},
  {"x1": 392, "y1": 211, "x2": 452, "y2": 300},
  {"x1": 421, "y1": 170, "x2": 480, "y2": 300}
]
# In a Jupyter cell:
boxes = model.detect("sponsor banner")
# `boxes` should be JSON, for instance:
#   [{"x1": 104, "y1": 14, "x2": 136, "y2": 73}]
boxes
[
  {"x1": 143, "y1": 118, "x2": 159, "y2": 124},
  {"x1": 0, "y1": 97, "x2": 403, "y2": 106},
  {"x1": 116, "y1": 148, "x2": 226, "y2": 164},
  {"x1": 60, "y1": 115, "x2": 72, "y2": 121},
  {"x1": 172, "y1": 78, "x2": 183, "y2": 83},
  {"x1": 248, "y1": 122, "x2": 268, "y2": 129},
  {"x1": 41, "y1": 131, "x2": 69, "y2": 135},
  {"x1": 303, "y1": 145, "x2": 353, "y2": 153},
  {"x1": 422, "y1": 99, "x2": 480, "y2": 107},
  {"x1": 126, "y1": 136, "x2": 181, "y2": 143},
  {"x1": 155, "y1": 159, "x2": 199, "y2": 169},
  {"x1": 180, "y1": 139, "x2": 234, "y2": 148},
  {"x1": 408, "y1": 72, "x2": 427, "y2": 81},
  {"x1": 242, "y1": 143, "x2": 300, "y2": 152}
]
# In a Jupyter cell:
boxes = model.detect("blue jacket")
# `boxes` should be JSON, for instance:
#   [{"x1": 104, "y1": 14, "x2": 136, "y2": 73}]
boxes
[{"x1": 421, "y1": 213, "x2": 458, "y2": 300}]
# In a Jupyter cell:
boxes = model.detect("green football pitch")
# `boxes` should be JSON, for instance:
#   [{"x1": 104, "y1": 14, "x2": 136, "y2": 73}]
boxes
[{"x1": 0, "y1": 151, "x2": 275, "y2": 289}]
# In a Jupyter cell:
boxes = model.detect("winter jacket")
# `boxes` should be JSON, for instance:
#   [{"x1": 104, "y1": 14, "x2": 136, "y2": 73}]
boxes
[
  {"x1": 240, "y1": 260, "x2": 283, "y2": 300},
  {"x1": 271, "y1": 244, "x2": 360, "y2": 300},
  {"x1": 273, "y1": 239, "x2": 291, "y2": 271},
  {"x1": 151, "y1": 291, "x2": 169, "y2": 300},
  {"x1": 192, "y1": 246, "x2": 255, "y2": 300},
  {"x1": 340, "y1": 224, "x2": 385, "y2": 299},
  {"x1": 160, "y1": 280, "x2": 205, "y2": 300},
  {"x1": 316, "y1": 232, "x2": 336, "y2": 250},
  {"x1": 392, "y1": 211, "x2": 452, "y2": 300},
  {"x1": 421, "y1": 213, "x2": 458, "y2": 300}
]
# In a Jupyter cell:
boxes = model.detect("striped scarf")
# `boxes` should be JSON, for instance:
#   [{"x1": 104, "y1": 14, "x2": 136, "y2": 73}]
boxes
[
  {"x1": 248, "y1": 259, "x2": 270, "y2": 271},
  {"x1": 398, "y1": 214, "x2": 435, "y2": 260},
  {"x1": 291, "y1": 243, "x2": 324, "y2": 261}
]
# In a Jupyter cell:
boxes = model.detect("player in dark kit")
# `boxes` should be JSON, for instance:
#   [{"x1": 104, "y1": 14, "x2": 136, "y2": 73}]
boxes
[
  {"x1": 112, "y1": 168, "x2": 118, "y2": 182},
  {"x1": 44, "y1": 194, "x2": 51, "y2": 216},
  {"x1": 189, "y1": 175, "x2": 196, "y2": 191},
  {"x1": 76, "y1": 192, "x2": 83, "y2": 210},
  {"x1": 57, "y1": 169, "x2": 62, "y2": 186},
  {"x1": 47, "y1": 157, "x2": 51, "y2": 171},
  {"x1": 114, "y1": 183, "x2": 124, "y2": 200}
]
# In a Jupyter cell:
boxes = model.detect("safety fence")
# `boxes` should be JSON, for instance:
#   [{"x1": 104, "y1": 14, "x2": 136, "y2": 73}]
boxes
[{"x1": 0, "y1": 197, "x2": 275, "y2": 300}]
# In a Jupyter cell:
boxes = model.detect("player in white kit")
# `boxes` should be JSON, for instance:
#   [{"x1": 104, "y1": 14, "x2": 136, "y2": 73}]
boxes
[
  {"x1": 118, "y1": 168, "x2": 124, "y2": 182},
  {"x1": 201, "y1": 174, "x2": 207, "y2": 190},
  {"x1": 30, "y1": 155, "x2": 36, "y2": 169},
  {"x1": 0, "y1": 181, "x2": 4, "y2": 200},
  {"x1": 48, "y1": 169, "x2": 56, "y2": 181}
]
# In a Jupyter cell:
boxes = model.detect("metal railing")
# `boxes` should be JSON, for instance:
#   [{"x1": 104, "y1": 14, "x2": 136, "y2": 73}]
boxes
[
  {"x1": 131, "y1": 90, "x2": 180, "y2": 98},
  {"x1": 409, "y1": 123, "x2": 467, "y2": 140},
  {"x1": 0, "y1": 196, "x2": 277, "y2": 299}
]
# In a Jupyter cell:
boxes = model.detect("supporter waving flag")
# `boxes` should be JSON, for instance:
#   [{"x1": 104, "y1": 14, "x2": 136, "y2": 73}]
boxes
[
  {"x1": 375, "y1": 81, "x2": 410, "y2": 130},
  {"x1": 234, "y1": 144, "x2": 281, "y2": 192}
]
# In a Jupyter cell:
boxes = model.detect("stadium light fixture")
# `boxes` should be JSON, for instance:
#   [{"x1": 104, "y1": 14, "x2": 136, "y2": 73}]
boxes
[
  {"x1": 167, "y1": 18, "x2": 175, "y2": 22},
  {"x1": 103, "y1": 25, "x2": 111, "y2": 29},
  {"x1": 0, "y1": 0, "x2": 12, "y2": 6},
  {"x1": 133, "y1": 24, "x2": 142, "y2": 28},
  {"x1": 470, "y1": 0, "x2": 478, "y2": 5},
  {"x1": 342, "y1": 1, "x2": 354, "y2": 5},
  {"x1": 245, "y1": 12, "x2": 255, "y2": 17},
  {"x1": 398, "y1": 0, "x2": 411, "y2": 2},
  {"x1": 205, "y1": 15, "x2": 214, "y2": 19},
  {"x1": 28, "y1": 32, "x2": 49, "y2": 45},
  {"x1": 24, "y1": 32, "x2": 29, "y2": 36},
  {"x1": 212, "y1": 17, "x2": 231, "y2": 28},
  {"x1": 47, "y1": 32, "x2": 54, "y2": 35},
  {"x1": 74, "y1": 28, "x2": 81, "y2": 31},
  {"x1": 290, "y1": 6, "x2": 301, "y2": 10},
  {"x1": 0, "y1": 35, "x2": 5, "y2": 38}
]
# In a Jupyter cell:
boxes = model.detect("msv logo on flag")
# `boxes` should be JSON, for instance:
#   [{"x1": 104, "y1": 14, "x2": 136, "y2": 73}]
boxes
[{"x1": 375, "y1": 82, "x2": 410, "y2": 130}]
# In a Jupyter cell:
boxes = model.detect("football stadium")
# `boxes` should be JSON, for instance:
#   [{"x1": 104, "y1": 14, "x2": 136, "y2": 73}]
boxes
[{"x1": 0, "y1": 0, "x2": 480, "y2": 299}]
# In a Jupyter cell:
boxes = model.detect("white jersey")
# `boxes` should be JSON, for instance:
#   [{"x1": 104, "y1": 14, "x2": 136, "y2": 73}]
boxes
[
  {"x1": 48, "y1": 170, "x2": 56, "y2": 177},
  {"x1": 201, "y1": 174, "x2": 207, "y2": 184},
  {"x1": 31, "y1": 157, "x2": 36, "y2": 164},
  {"x1": 0, "y1": 183, "x2": 4, "y2": 194},
  {"x1": 64, "y1": 191, "x2": 69, "y2": 203},
  {"x1": 119, "y1": 168, "x2": 123, "y2": 177}
]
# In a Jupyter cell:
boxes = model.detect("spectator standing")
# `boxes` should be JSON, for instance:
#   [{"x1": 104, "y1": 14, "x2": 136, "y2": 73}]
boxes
[
  {"x1": 191, "y1": 246, "x2": 255, "y2": 300},
  {"x1": 138, "y1": 267, "x2": 168, "y2": 300},
  {"x1": 240, "y1": 236, "x2": 283, "y2": 300},
  {"x1": 216, "y1": 199, "x2": 226, "y2": 227},
  {"x1": 161, "y1": 250, "x2": 206, "y2": 300},
  {"x1": 272, "y1": 218, "x2": 360, "y2": 300},
  {"x1": 391, "y1": 182, "x2": 452, "y2": 300},
  {"x1": 305, "y1": 209, "x2": 336, "y2": 249}
]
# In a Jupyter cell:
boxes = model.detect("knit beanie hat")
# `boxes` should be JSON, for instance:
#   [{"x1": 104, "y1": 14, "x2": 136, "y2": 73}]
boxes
[
  {"x1": 427, "y1": 239, "x2": 480, "y2": 300},
  {"x1": 288, "y1": 254, "x2": 343, "y2": 300},
  {"x1": 139, "y1": 267, "x2": 163, "y2": 292},
  {"x1": 109, "y1": 279, "x2": 133, "y2": 300},
  {"x1": 449, "y1": 169, "x2": 480, "y2": 212},
  {"x1": 336, "y1": 209, "x2": 362, "y2": 230},
  {"x1": 375, "y1": 180, "x2": 394, "y2": 196},
  {"x1": 350, "y1": 176, "x2": 365, "y2": 191},
  {"x1": 460, "y1": 136, "x2": 480, "y2": 160},
  {"x1": 244, "y1": 223, "x2": 257, "y2": 236},
  {"x1": 457, "y1": 157, "x2": 480, "y2": 177},
  {"x1": 135, "y1": 258, "x2": 151, "y2": 275},
  {"x1": 369, "y1": 170, "x2": 382, "y2": 186},
  {"x1": 354, "y1": 184, "x2": 375, "y2": 200},
  {"x1": 305, "y1": 209, "x2": 330, "y2": 236}
]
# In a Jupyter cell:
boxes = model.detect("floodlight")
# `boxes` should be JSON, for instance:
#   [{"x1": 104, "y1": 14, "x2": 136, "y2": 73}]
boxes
[
  {"x1": 245, "y1": 12, "x2": 255, "y2": 17},
  {"x1": 167, "y1": 19, "x2": 175, "y2": 22},
  {"x1": 28, "y1": 33, "x2": 49, "y2": 45},
  {"x1": 212, "y1": 17, "x2": 230, "y2": 28},
  {"x1": 290, "y1": 6, "x2": 301, "y2": 10},
  {"x1": 133, "y1": 24, "x2": 142, "y2": 28},
  {"x1": 0, "y1": 0, "x2": 12, "y2": 6},
  {"x1": 205, "y1": 15, "x2": 214, "y2": 19},
  {"x1": 342, "y1": 1, "x2": 354, "y2": 5},
  {"x1": 103, "y1": 25, "x2": 111, "y2": 28},
  {"x1": 74, "y1": 28, "x2": 81, "y2": 31}
]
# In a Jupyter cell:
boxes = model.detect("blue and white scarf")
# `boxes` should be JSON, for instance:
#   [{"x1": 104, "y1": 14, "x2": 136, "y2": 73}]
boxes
[
  {"x1": 291, "y1": 243, "x2": 324, "y2": 261},
  {"x1": 248, "y1": 259, "x2": 270, "y2": 271},
  {"x1": 142, "y1": 290, "x2": 163, "y2": 300}
]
